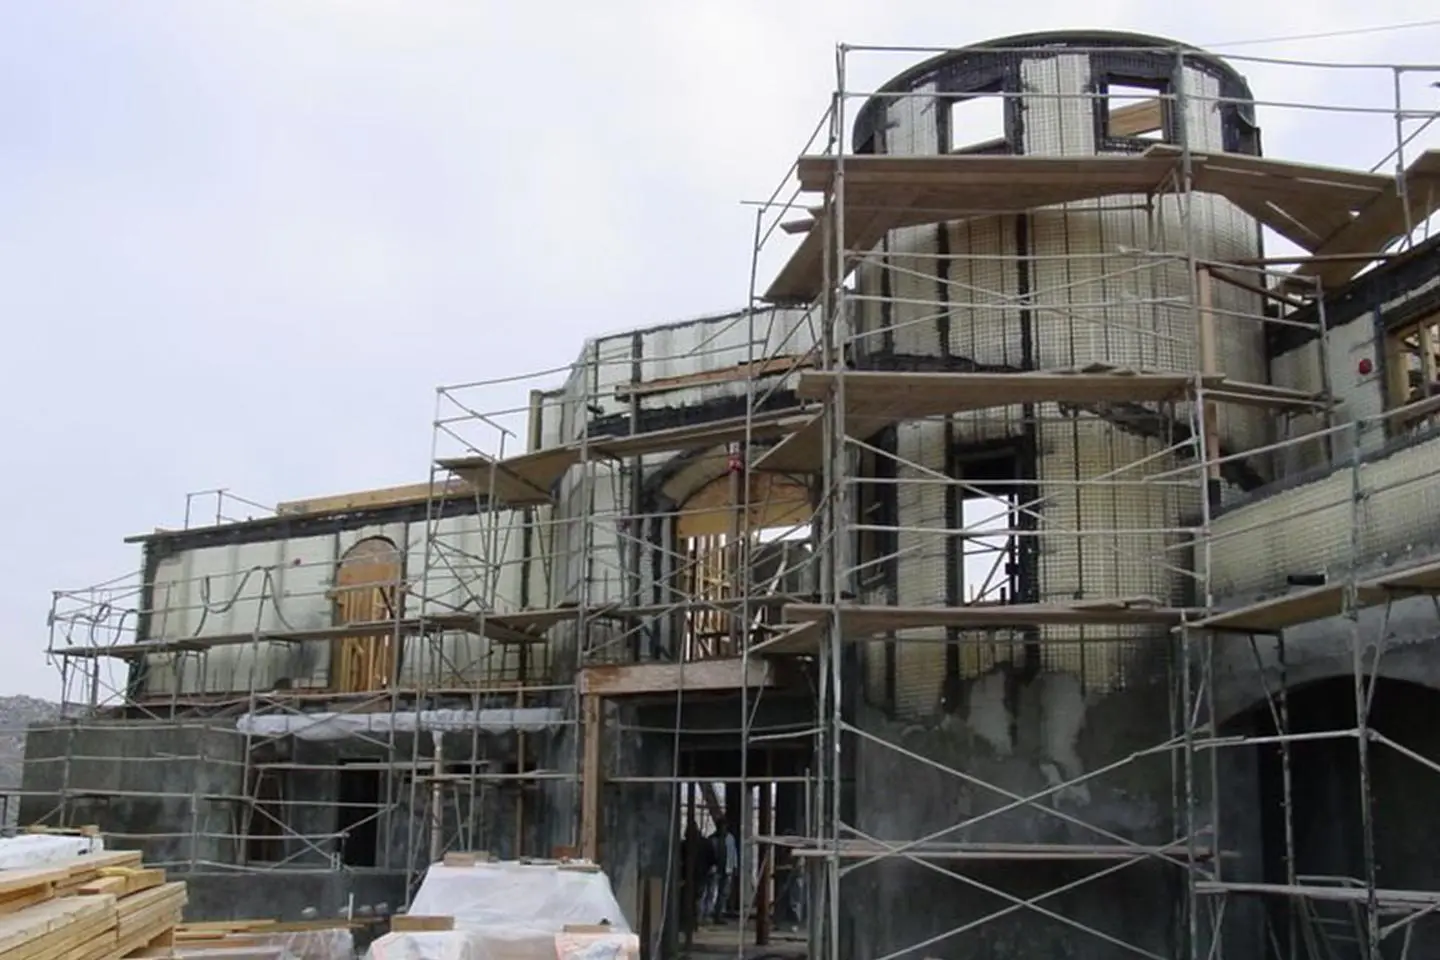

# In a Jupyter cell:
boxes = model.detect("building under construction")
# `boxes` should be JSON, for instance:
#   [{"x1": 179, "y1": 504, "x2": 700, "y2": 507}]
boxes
[{"x1": 18, "y1": 29, "x2": 1440, "y2": 960}]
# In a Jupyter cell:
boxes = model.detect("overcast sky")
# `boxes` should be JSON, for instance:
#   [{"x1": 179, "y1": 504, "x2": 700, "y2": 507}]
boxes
[{"x1": 1, "y1": 2, "x2": 1437, "y2": 699}]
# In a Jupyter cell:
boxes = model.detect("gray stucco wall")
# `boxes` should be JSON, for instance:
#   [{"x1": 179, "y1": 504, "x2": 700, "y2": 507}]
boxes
[{"x1": 847, "y1": 659, "x2": 1194, "y2": 960}]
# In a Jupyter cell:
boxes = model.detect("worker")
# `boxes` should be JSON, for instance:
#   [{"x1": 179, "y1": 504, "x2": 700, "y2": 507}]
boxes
[{"x1": 681, "y1": 819, "x2": 714, "y2": 934}]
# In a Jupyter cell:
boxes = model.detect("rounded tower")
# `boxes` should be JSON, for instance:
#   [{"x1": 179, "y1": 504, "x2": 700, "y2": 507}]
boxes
[{"x1": 851, "y1": 32, "x2": 1267, "y2": 710}]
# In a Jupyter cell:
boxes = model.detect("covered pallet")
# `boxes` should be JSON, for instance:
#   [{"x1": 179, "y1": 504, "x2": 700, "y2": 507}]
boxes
[
  {"x1": 159, "y1": 922, "x2": 355, "y2": 960},
  {"x1": 367, "y1": 860, "x2": 636, "y2": 960}
]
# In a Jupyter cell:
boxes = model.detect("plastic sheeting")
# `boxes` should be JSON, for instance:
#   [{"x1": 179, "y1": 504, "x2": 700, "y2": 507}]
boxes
[
  {"x1": 158, "y1": 946, "x2": 298, "y2": 960},
  {"x1": 366, "y1": 862, "x2": 633, "y2": 960},
  {"x1": 162, "y1": 929, "x2": 354, "y2": 960},
  {"x1": 367, "y1": 928, "x2": 552, "y2": 960},
  {"x1": 367, "y1": 928, "x2": 639, "y2": 960},
  {"x1": 0, "y1": 833, "x2": 105, "y2": 870},
  {"x1": 235, "y1": 709, "x2": 564, "y2": 742}
]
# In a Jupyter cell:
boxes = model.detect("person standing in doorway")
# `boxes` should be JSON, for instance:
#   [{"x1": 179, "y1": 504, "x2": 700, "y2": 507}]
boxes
[{"x1": 705, "y1": 818, "x2": 735, "y2": 923}]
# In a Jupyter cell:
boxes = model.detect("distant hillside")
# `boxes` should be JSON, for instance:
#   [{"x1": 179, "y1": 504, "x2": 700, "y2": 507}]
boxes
[{"x1": 0, "y1": 695, "x2": 60, "y2": 829}]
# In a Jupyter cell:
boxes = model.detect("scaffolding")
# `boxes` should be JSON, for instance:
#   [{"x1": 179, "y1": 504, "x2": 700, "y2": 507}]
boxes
[
  {"x1": 739, "y1": 36, "x2": 1440, "y2": 960},
  {"x1": 17, "y1": 31, "x2": 1440, "y2": 960},
  {"x1": 32, "y1": 390, "x2": 593, "y2": 895}
]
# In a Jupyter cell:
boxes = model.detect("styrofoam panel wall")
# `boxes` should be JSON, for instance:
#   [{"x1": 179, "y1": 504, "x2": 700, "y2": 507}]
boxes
[
  {"x1": 142, "y1": 504, "x2": 566, "y2": 695},
  {"x1": 1328, "y1": 314, "x2": 1387, "y2": 457},
  {"x1": 885, "y1": 79, "x2": 939, "y2": 155},
  {"x1": 1209, "y1": 435, "x2": 1440, "y2": 599},
  {"x1": 1269, "y1": 343, "x2": 1330, "y2": 475},
  {"x1": 1019, "y1": 55, "x2": 1095, "y2": 158},
  {"x1": 944, "y1": 217, "x2": 1021, "y2": 366},
  {"x1": 537, "y1": 389, "x2": 565, "y2": 450},
  {"x1": 633, "y1": 308, "x2": 815, "y2": 385},
  {"x1": 142, "y1": 534, "x2": 336, "y2": 696},
  {"x1": 879, "y1": 225, "x2": 945, "y2": 356},
  {"x1": 889, "y1": 420, "x2": 951, "y2": 715},
  {"x1": 420, "y1": 511, "x2": 511, "y2": 597}
]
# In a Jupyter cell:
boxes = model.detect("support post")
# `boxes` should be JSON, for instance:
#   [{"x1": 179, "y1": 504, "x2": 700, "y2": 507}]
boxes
[
  {"x1": 1196, "y1": 266, "x2": 1221, "y2": 508},
  {"x1": 581, "y1": 693, "x2": 603, "y2": 862},
  {"x1": 429, "y1": 731, "x2": 444, "y2": 864}
]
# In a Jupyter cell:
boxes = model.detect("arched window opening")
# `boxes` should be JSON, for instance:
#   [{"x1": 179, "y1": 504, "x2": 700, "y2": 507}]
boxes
[
  {"x1": 676, "y1": 471, "x2": 813, "y2": 661},
  {"x1": 330, "y1": 536, "x2": 404, "y2": 693}
]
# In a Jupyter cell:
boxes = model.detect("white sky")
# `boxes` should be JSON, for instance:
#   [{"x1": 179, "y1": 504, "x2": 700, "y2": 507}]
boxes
[{"x1": 2, "y1": 2, "x2": 1438, "y2": 697}]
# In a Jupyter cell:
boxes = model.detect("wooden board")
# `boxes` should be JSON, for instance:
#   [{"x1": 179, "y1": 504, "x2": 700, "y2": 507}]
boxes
[
  {"x1": 578, "y1": 657, "x2": 777, "y2": 696},
  {"x1": 1197, "y1": 557, "x2": 1440, "y2": 633},
  {"x1": 275, "y1": 479, "x2": 468, "y2": 517},
  {"x1": 390, "y1": 915, "x2": 454, "y2": 932},
  {"x1": 438, "y1": 409, "x2": 814, "y2": 508},
  {"x1": 613, "y1": 354, "x2": 813, "y2": 399},
  {"x1": 762, "y1": 599, "x2": 1194, "y2": 651},
  {"x1": 765, "y1": 147, "x2": 1426, "y2": 303}
]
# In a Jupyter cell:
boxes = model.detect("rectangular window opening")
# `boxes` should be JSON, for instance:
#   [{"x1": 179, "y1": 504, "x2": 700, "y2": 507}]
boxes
[
  {"x1": 947, "y1": 92, "x2": 1007, "y2": 154},
  {"x1": 960, "y1": 493, "x2": 1017, "y2": 604},
  {"x1": 1105, "y1": 81, "x2": 1166, "y2": 141},
  {"x1": 1383, "y1": 311, "x2": 1440, "y2": 435}
]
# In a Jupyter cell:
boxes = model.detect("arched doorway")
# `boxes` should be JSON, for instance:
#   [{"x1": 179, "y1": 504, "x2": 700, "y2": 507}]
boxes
[
  {"x1": 1222, "y1": 674, "x2": 1440, "y2": 959},
  {"x1": 330, "y1": 536, "x2": 403, "y2": 693},
  {"x1": 675, "y1": 469, "x2": 812, "y2": 660}
]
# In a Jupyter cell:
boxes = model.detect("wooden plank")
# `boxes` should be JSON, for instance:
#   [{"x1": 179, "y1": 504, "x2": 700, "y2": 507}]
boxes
[
  {"x1": 579, "y1": 694, "x2": 602, "y2": 864},
  {"x1": 439, "y1": 409, "x2": 813, "y2": 507},
  {"x1": 772, "y1": 600, "x2": 1193, "y2": 649},
  {"x1": 766, "y1": 147, "x2": 1411, "y2": 304},
  {"x1": 391, "y1": 915, "x2": 454, "y2": 932},
  {"x1": 54, "y1": 607, "x2": 591, "y2": 658},
  {"x1": 0, "y1": 893, "x2": 115, "y2": 956},
  {"x1": 797, "y1": 368, "x2": 1205, "y2": 417},
  {"x1": 578, "y1": 657, "x2": 776, "y2": 697},
  {"x1": 1289, "y1": 150, "x2": 1440, "y2": 291},
  {"x1": 0, "y1": 866, "x2": 70, "y2": 898},
  {"x1": 1108, "y1": 98, "x2": 1163, "y2": 138},
  {"x1": 613, "y1": 355, "x2": 812, "y2": 399},
  {"x1": 274, "y1": 479, "x2": 469, "y2": 517},
  {"x1": 1198, "y1": 558, "x2": 1440, "y2": 633}
]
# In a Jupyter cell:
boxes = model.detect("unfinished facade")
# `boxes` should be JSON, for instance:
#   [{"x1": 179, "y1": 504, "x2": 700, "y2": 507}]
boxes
[{"x1": 20, "y1": 28, "x2": 1440, "y2": 960}]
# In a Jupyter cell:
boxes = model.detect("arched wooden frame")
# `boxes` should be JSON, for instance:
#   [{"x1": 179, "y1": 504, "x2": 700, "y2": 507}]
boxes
[
  {"x1": 676, "y1": 471, "x2": 813, "y2": 660},
  {"x1": 330, "y1": 536, "x2": 404, "y2": 693}
]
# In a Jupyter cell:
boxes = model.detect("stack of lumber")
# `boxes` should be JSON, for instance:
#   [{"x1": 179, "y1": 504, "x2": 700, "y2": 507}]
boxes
[{"x1": 0, "y1": 850, "x2": 186, "y2": 960}]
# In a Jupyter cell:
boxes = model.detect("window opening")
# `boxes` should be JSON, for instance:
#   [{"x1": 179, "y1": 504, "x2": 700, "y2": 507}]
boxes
[
  {"x1": 1102, "y1": 79, "x2": 1168, "y2": 141},
  {"x1": 1383, "y1": 310, "x2": 1440, "y2": 435},
  {"x1": 946, "y1": 90, "x2": 1007, "y2": 154},
  {"x1": 676, "y1": 471, "x2": 813, "y2": 661},
  {"x1": 336, "y1": 765, "x2": 382, "y2": 868}
]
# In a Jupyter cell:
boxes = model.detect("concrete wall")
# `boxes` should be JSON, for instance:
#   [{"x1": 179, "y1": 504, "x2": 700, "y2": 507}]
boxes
[
  {"x1": 848, "y1": 666, "x2": 1183, "y2": 960},
  {"x1": 19, "y1": 722, "x2": 245, "y2": 866}
]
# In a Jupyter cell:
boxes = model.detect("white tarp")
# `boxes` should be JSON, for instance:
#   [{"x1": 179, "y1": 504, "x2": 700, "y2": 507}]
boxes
[
  {"x1": 366, "y1": 862, "x2": 633, "y2": 960},
  {"x1": 409, "y1": 862, "x2": 629, "y2": 933},
  {"x1": 367, "y1": 928, "x2": 639, "y2": 960},
  {"x1": 144, "y1": 928, "x2": 353, "y2": 960},
  {"x1": 0, "y1": 833, "x2": 105, "y2": 870},
  {"x1": 235, "y1": 709, "x2": 564, "y2": 742}
]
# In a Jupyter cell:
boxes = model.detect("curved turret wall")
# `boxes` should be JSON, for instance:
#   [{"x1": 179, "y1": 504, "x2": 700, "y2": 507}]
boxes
[{"x1": 852, "y1": 33, "x2": 1268, "y2": 710}]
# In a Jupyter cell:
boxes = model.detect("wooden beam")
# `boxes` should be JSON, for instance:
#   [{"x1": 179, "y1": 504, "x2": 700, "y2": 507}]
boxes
[
  {"x1": 275, "y1": 479, "x2": 468, "y2": 516},
  {"x1": 578, "y1": 657, "x2": 777, "y2": 697},
  {"x1": 1108, "y1": 98, "x2": 1163, "y2": 138},
  {"x1": 1197, "y1": 267, "x2": 1221, "y2": 487},
  {"x1": 614, "y1": 355, "x2": 813, "y2": 399},
  {"x1": 580, "y1": 694, "x2": 602, "y2": 862}
]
